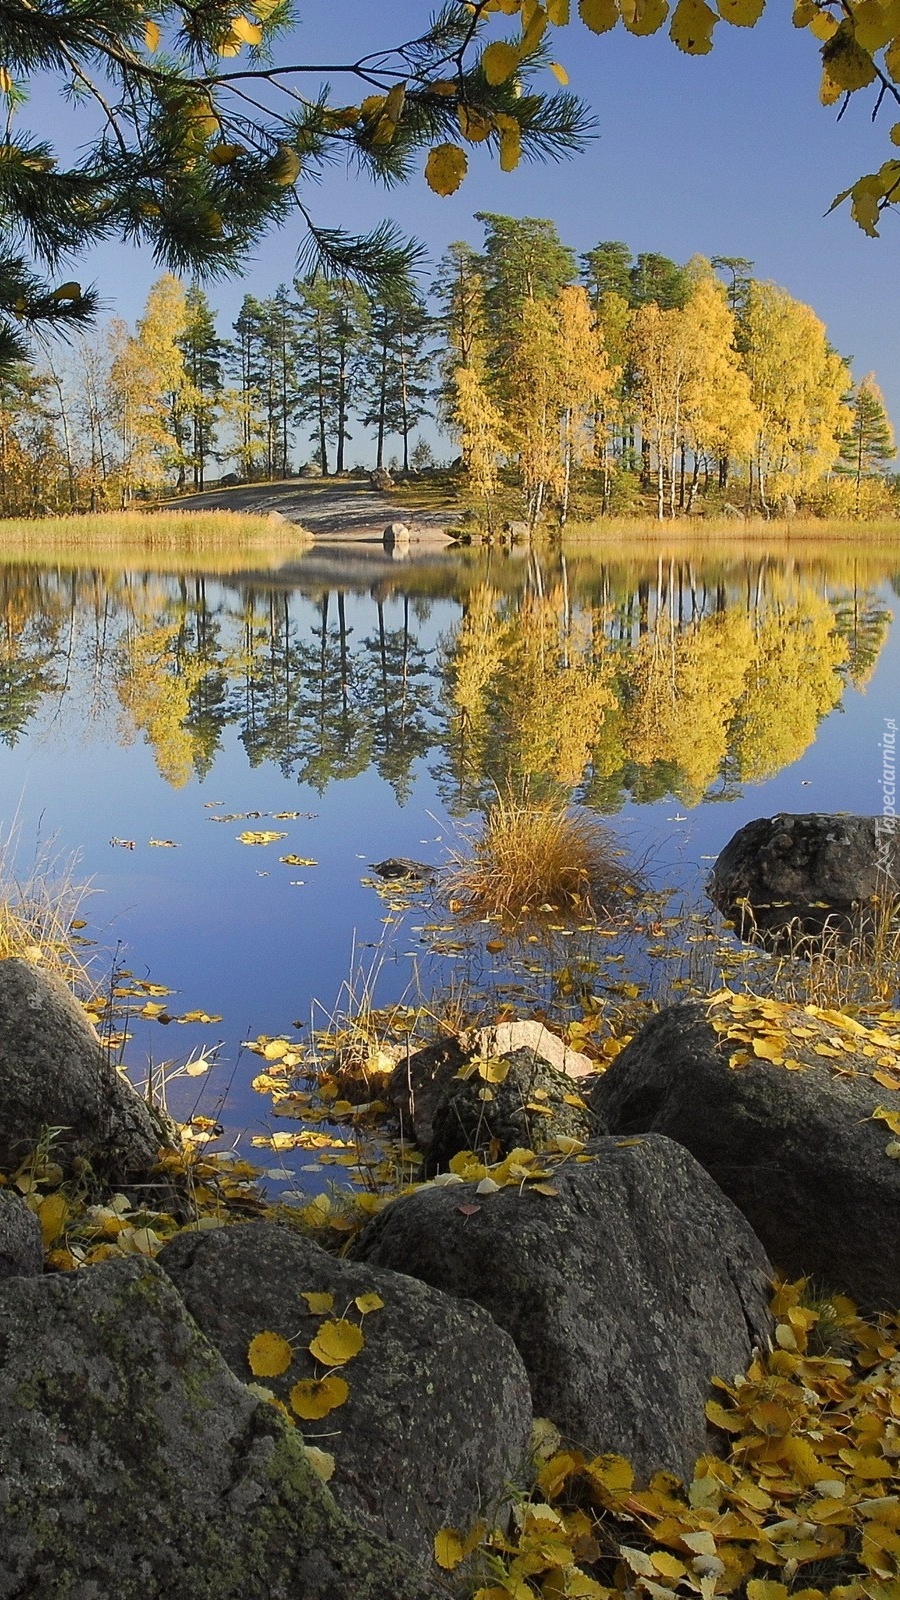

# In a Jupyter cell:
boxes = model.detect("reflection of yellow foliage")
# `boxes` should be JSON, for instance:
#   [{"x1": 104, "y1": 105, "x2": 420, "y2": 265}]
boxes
[
  {"x1": 625, "y1": 610, "x2": 754, "y2": 801},
  {"x1": 117, "y1": 614, "x2": 207, "y2": 788},
  {"x1": 501, "y1": 594, "x2": 617, "y2": 789},
  {"x1": 732, "y1": 589, "x2": 848, "y2": 781}
]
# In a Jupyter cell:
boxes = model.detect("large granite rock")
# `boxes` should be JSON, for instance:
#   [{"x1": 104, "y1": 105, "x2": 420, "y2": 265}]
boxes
[
  {"x1": 589, "y1": 1000, "x2": 900, "y2": 1309},
  {"x1": 0, "y1": 1189, "x2": 42, "y2": 1279},
  {"x1": 389, "y1": 1020, "x2": 594, "y2": 1151},
  {"x1": 353, "y1": 1134, "x2": 772, "y2": 1483},
  {"x1": 709, "y1": 812, "x2": 900, "y2": 942},
  {"x1": 159, "y1": 1220, "x2": 532, "y2": 1567},
  {"x1": 0, "y1": 958, "x2": 163, "y2": 1178},
  {"x1": 425, "y1": 1046, "x2": 600, "y2": 1174},
  {"x1": 0, "y1": 1257, "x2": 446, "y2": 1600}
]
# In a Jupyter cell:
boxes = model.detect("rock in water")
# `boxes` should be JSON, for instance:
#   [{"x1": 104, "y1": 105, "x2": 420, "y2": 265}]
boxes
[
  {"x1": 0, "y1": 1257, "x2": 448, "y2": 1600},
  {"x1": 354, "y1": 1134, "x2": 772, "y2": 1482},
  {"x1": 0, "y1": 958, "x2": 162, "y2": 1178},
  {"x1": 424, "y1": 1046, "x2": 600, "y2": 1173},
  {"x1": 0, "y1": 1189, "x2": 42, "y2": 1278},
  {"x1": 589, "y1": 999, "x2": 900, "y2": 1309},
  {"x1": 709, "y1": 812, "x2": 900, "y2": 943},
  {"x1": 158, "y1": 1221, "x2": 532, "y2": 1568}
]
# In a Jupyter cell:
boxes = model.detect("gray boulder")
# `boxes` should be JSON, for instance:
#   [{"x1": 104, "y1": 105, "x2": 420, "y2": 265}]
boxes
[
  {"x1": 709, "y1": 812, "x2": 900, "y2": 942},
  {"x1": 0, "y1": 1189, "x2": 42, "y2": 1278},
  {"x1": 388, "y1": 1021, "x2": 595, "y2": 1151},
  {"x1": 0, "y1": 958, "x2": 164, "y2": 1178},
  {"x1": 589, "y1": 1000, "x2": 900, "y2": 1309},
  {"x1": 353, "y1": 1134, "x2": 772, "y2": 1483},
  {"x1": 159, "y1": 1220, "x2": 532, "y2": 1566},
  {"x1": 0, "y1": 1257, "x2": 446, "y2": 1600},
  {"x1": 425, "y1": 1046, "x2": 601, "y2": 1174}
]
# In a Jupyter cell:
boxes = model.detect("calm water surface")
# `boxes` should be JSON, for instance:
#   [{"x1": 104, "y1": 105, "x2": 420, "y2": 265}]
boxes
[{"x1": 1, "y1": 536, "x2": 897, "y2": 1181}]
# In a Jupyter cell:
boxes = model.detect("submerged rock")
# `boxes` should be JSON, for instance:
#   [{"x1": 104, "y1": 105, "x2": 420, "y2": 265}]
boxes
[
  {"x1": 0, "y1": 1257, "x2": 447, "y2": 1600},
  {"x1": 159, "y1": 1221, "x2": 532, "y2": 1568},
  {"x1": 709, "y1": 812, "x2": 900, "y2": 943},
  {"x1": 354, "y1": 1133, "x2": 772, "y2": 1482},
  {"x1": 589, "y1": 999, "x2": 900, "y2": 1308},
  {"x1": 0, "y1": 958, "x2": 163, "y2": 1179}
]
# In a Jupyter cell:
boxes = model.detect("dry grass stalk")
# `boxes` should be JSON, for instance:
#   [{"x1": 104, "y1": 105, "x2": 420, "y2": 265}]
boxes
[
  {"x1": 0, "y1": 509, "x2": 310, "y2": 574},
  {"x1": 444, "y1": 797, "x2": 632, "y2": 928},
  {"x1": 0, "y1": 831, "x2": 91, "y2": 989}
]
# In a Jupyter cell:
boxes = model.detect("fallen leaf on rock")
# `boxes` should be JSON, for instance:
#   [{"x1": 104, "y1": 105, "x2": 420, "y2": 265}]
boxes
[
  {"x1": 308, "y1": 1318, "x2": 364, "y2": 1366},
  {"x1": 289, "y1": 1375, "x2": 349, "y2": 1419},
  {"x1": 302, "y1": 1445, "x2": 336, "y2": 1482},
  {"x1": 247, "y1": 1330, "x2": 294, "y2": 1378},
  {"x1": 301, "y1": 1291, "x2": 334, "y2": 1314}
]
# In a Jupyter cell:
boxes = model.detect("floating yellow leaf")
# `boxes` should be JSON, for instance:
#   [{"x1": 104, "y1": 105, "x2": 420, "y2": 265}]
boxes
[
  {"x1": 425, "y1": 141, "x2": 468, "y2": 195},
  {"x1": 237, "y1": 830, "x2": 288, "y2": 844},
  {"x1": 247, "y1": 1330, "x2": 294, "y2": 1377},
  {"x1": 289, "y1": 1374, "x2": 349, "y2": 1419},
  {"x1": 309, "y1": 1318, "x2": 365, "y2": 1366},
  {"x1": 280, "y1": 855, "x2": 317, "y2": 866}
]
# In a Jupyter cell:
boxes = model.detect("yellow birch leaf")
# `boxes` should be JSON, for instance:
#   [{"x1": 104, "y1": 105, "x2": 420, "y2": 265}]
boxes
[
  {"x1": 622, "y1": 0, "x2": 669, "y2": 34},
  {"x1": 209, "y1": 142, "x2": 243, "y2": 164},
  {"x1": 873, "y1": 1105, "x2": 900, "y2": 1135},
  {"x1": 458, "y1": 106, "x2": 493, "y2": 141},
  {"x1": 579, "y1": 0, "x2": 619, "y2": 28},
  {"x1": 230, "y1": 14, "x2": 263, "y2": 45},
  {"x1": 266, "y1": 147, "x2": 301, "y2": 185},
  {"x1": 355, "y1": 1292, "x2": 385, "y2": 1313},
  {"x1": 38, "y1": 1191, "x2": 69, "y2": 1246},
  {"x1": 309, "y1": 1318, "x2": 365, "y2": 1366},
  {"x1": 822, "y1": 28, "x2": 878, "y2": 87},
  {"x1": 747, "y1": 1585, "x2": 790, "y2": 1600},
  {"x1": 887, "y1": 37, "x2": 900, "y2": 79},
  {"x1": 651, "y1": 1551, "x2": 689, "y2": 1580},
  {"x1": 521, "y1": 5, "x2": 550, "y2": 52},
  {"x1": 52, "y1": 282, "x2": 82, "y2": 302},
  {"x1": 482, "y1": 40, "x2": 520, "y2": 83},
  {"x1": 499, "y1": 123, "x2": 523, "y2": 170},
  {"x1": 303, "y1": 1444, "x2": 335, "y2": 1481},
  {"x1": 547, "y1": 0, "x2": 571, "y2": 19},
  {"x1": 670, "y1": 0, "x2": 718, "y2": 52},
  {"x1": 289, "y1": 1374, "x2": 349, "y2": 1419},
  {"x1": 821, "y1": 68, "x2": 844, "y2": 103},
  {"x1": 706, "y1": 1399, "x2": 744, "y2": 1431},
  {"x1": 247, "y1": 1330, "x2": 294, "y2": 1377},
  {"x1": 717, "y1": 0, "x2": 764, "y2": 23},
  {"x1": 383, "y1": 83, "x2": 406, "y2": 120},
  {"x1": 810, "y1": 9, "x2": 840, "y2": 38},
  {"x1": 434, "y1": 1526, "x2": 466, "y2": 1570},
  {"x1": 549, "y1": 60, "x2": 570, "y2": 80},
  {"x1": 854, "y1": 0, "x2": 899, "y2": 52},
  {"x1": 424, "y1": 142, "x2": 468, "y2": 195},
  {"x1": 752, "y1": 1034, "x2": 788, "y2": 1062},
  {"x1": 144, "y1": 20, "x2": 161, "y2": 51},
  {"x1": 301, "y1": 1290, "x2": 335, "y2": 1314},
  {"x1": 793, "y1": 0, "x2": 816, "y2": 24}
]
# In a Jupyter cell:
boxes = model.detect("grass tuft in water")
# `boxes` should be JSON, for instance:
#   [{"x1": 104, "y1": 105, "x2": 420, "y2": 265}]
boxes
[{"x1": 444, "y1": 796, "x2": 635, "y2": 928}]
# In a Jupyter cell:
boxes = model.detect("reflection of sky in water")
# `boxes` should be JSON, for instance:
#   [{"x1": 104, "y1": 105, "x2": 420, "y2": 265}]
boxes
[{"x1": 0, "y1": 549, "x2": 896, "y2": 1176}]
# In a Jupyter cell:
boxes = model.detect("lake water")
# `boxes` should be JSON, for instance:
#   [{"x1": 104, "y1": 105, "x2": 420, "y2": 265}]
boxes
[{"x1": 1, "y1": 536, "x2": 897, "y2": 1187}]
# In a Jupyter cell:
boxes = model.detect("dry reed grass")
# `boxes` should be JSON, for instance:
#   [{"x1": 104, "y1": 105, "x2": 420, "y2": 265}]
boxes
[
  {"x1": 0, "y1": 509, "x2": 311, "y2": 574},
  {"x1": 0, "y1": 830, "x2": 91, "y2": 989},
  {"x1": 443, "y1": 796, "x2": 634, "y2": 928},
  {"x1": 560, "y1": 514, "x2": 900, "y2": 545}
]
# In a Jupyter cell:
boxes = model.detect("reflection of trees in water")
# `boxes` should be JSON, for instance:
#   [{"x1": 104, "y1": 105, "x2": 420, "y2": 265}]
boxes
[{"x1": 0, "y1": 555, "x2": 891, "y2": 806}]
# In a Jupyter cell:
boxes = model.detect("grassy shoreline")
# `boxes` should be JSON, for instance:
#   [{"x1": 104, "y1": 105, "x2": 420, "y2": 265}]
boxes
[{"x1": 0, "y1": 509, "x2": 312, "y2": 573}]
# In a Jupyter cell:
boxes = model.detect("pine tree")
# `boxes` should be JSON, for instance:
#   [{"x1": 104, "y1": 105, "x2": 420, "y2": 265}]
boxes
[
  {"x1": 360, "y1": 286, "x2": 434, "y2": 472},
  {"x1": 180, "y1": 286, "x2": 224, "y2": 490},
  {"x1": 839, "y1": 374, "x2": 896, "y2": 514}
]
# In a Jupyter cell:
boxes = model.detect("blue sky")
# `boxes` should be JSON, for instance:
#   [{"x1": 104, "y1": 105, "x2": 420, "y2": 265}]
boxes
[{"x1": 48, "y1": 2, "x2": 900, "y2": 436}]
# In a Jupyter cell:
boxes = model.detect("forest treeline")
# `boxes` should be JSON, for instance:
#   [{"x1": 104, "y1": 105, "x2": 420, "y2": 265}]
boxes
[
  {"x1": 0, "y1": 216, "x2": 896, "y2": 523},
  {"x1": 0, "y1": 560, "x2": 891, "y2": 806}
]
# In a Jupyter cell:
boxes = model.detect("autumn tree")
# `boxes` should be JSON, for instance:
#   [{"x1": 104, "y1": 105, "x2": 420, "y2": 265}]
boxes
[
  {"x1": 107, "y1": 274, "x2": 197, "y2": 496},
  {"x1": 839, "y1": 373, "x2": 896, "y2": 513},
  {"x1": 743, "y1": 282, "x2": 851, "y2": 514}
]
